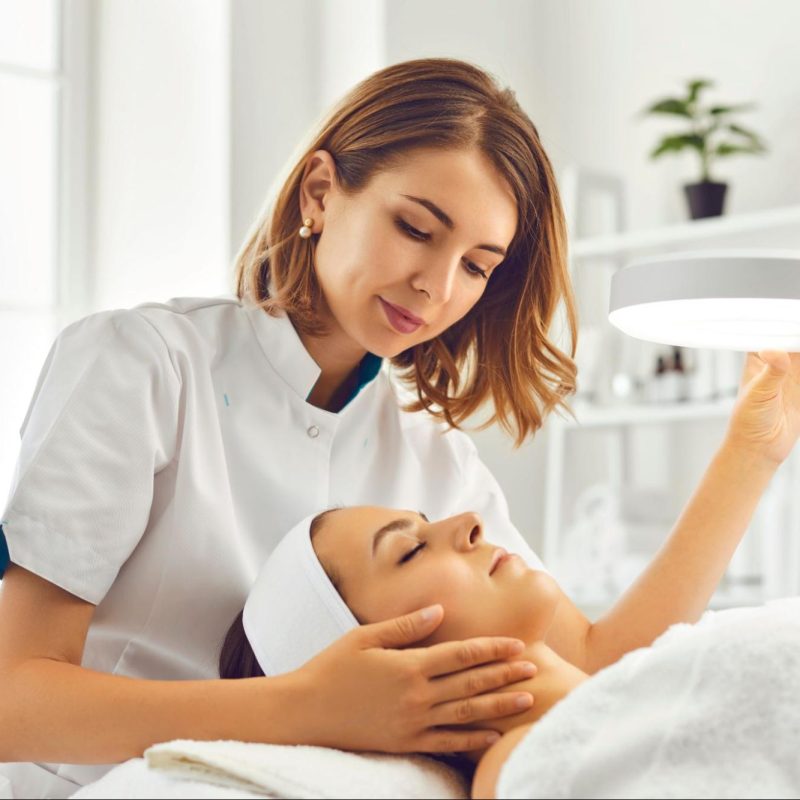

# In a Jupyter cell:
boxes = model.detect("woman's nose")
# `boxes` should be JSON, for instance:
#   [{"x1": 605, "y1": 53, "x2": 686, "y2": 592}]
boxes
[
  {"x1": 454, "y1": 512, "x2": 483, "y2": 551},
  {"x1": 411, "y1": 255, "x2": 459, "y2": 305}
]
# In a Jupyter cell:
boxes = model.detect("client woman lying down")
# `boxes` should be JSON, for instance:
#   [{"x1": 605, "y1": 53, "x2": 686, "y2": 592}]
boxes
[
  {"x1": 218, "y1": 504, "x2": 592, "y2": 799},
  {"x1": 215, "y1": 351, "x2": 799, "y2": 798}
]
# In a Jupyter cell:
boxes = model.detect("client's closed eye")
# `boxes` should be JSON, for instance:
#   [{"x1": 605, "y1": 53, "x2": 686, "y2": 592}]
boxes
[{"x1": 398, "y1": 541, "x2": 426, "y2": 565}]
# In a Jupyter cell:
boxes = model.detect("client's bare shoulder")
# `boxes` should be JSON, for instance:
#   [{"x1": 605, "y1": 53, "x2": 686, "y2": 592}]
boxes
[{"x1": 472, "y1": 722, "x2": 534, "y2": 799}]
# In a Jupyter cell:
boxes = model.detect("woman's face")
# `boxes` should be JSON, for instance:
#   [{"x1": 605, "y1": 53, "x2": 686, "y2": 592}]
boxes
[
  {"x1": 299, "y1": 146, "x2": 518, "y2": 358},
  {"x1": 312, "y1": 506, "x2": 560, "y2": 645}
]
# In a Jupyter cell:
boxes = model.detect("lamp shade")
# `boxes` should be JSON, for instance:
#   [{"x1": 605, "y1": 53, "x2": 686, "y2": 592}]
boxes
[{"x1": 608, "y1": 251, "x2": 800, "y2": 351}]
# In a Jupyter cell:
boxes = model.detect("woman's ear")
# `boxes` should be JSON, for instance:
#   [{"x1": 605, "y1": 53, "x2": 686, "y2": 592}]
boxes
[{"x1": 299, "y1": 150, "x2": 337, "y2": 223}]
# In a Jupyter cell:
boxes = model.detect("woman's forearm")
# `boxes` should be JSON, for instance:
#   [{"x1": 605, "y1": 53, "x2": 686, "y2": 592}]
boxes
[
  {"x1": 0, "y1": 657, "x2": 305, "y2": 764},
  {"x1": 585, "y1": 441, "x2": 779, "y2": 674}
]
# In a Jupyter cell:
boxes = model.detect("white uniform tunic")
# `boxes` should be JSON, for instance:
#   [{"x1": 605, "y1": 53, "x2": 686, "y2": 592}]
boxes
[{"x1": 0, "y1": 294, "x2": 547, "y2": 797}]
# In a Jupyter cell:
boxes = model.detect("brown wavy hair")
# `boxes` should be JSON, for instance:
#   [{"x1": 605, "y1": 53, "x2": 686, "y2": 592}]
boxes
[{"x1": 233, "y1": 57, "x2": 579, "y2": 447}]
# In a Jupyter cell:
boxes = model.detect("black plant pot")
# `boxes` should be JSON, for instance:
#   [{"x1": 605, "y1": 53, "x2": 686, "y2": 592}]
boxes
[{"x1": 683, "y1": 181, "x2": 728, "y2": 219}]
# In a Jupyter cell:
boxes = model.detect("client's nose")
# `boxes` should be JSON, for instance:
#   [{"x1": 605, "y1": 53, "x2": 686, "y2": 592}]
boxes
[{"x1": 453, "y1": 511, "x2": 483, "y2": 551}]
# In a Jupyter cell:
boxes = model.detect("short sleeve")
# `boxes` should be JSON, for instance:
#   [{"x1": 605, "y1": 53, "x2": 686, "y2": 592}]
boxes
[
  {"x1": 454, "y1": 437, "x2": 551, "y2": 574},
  {"x1": 0, "y1": 309, "x2": 180, "y2": 604}
]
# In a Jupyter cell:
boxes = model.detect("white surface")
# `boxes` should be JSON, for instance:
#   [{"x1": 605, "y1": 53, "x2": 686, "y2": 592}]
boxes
[
  {"x1": 611, "y1": 296, "x2": 800, "y2": 351},
  {"x1": 0, "y1": 0, "x2": 94, "y2": 508},
  {"x1": 70, "y1": 758, "x2": 266, "y2": 799},
  {"x1": 319, "y1": 0, "x2": 386, "y2": 112},
  {"x1": 559, "y1": 395, "x2": 736, "y2": 429},
  {"x1": 608, "y1": 252, "x2": 800, "y2": 350},
  {"x1": 0, "y1": 0, "x2": 59, "y2": 72},
  {"x1": 229, "y1": 0, "x2": 318, "y2": 252},
  {"x1": 91, "y1": 0, "x2": 231, "y2": 309},
  {"x1": 0, "y1": 310, "x2": 57, "y2": 510},
  {"x1": 143, "y1": 740, "x2": 467, "y2": 800},
  {"x1": 499, "y1": 597, "x2": 800, "y2": 799},
  {"x1": 71, "y1": 741, "x2": 470, "y2": 800},
  {"x1": 0, "y1": 73, "x2": 58, "y2": 307},
  {"x1": 572, "y1": 204, "x2": 800, "y2": 259}
]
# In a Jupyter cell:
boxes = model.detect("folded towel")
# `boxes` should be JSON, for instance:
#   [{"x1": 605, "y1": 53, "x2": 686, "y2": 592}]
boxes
[
  {"x1": 143, "y1": 740, "x2": 469, "y2": 799},
  {"x1": 498, "y1": 596, "x2": 800, "y2": 799},
  {"x1": 70, "y1": 757, "x2": 266, "y2": 799}
]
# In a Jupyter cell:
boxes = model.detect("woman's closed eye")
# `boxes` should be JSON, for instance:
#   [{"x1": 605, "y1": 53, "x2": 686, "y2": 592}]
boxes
[
  {"x1": 394, "y1": 217, "x2": 489, "y2": 280},
  {"x1": 398, "y1": 540, "x2": 427, "y2": 564}
]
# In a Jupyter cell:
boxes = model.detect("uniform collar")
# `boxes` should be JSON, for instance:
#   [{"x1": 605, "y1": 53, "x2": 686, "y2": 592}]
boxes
[{"x1": 243, "y1": 298, "x2": 383, "y2": 404}]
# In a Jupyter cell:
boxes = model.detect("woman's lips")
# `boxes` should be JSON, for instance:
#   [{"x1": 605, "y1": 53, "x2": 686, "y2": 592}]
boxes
[
  {"x1": 496, "y1": 553, "x2": 517, "y2": 571},
  {"x1": 379, "y1": 297, "x2": 424, "y2": 334},
  {"x1": 490, "y1": 548, "x2": 518, "y2": 575},
  {"x1": 489, "y1": 547, "x2": 507, "y2": 575}
]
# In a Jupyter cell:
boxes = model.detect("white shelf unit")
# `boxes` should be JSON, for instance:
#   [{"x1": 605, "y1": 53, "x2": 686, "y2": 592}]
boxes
[
  {"x1": 543, "y1": 196, "x2": 800, "y2": 617},
  {"x1": 570, "y1": 203, "x2": 800, "y2": 259}
]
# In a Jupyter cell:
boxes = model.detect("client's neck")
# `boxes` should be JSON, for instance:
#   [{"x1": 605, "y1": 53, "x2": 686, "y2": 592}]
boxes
[
  {"x1": 502, "y1": 638, "x2": 589, "y2": 725},
  {"x1": 462, "y1": 639, "x2": 589, "y2": 765}
]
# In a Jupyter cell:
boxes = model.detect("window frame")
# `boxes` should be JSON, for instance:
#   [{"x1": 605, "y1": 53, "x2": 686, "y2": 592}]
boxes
[
  {"x1": 0, "y1": 0, "x2": 92, "y2": 515},
  {"x1": 0, "y1": 0, "x2": 92, "y2": 324}
]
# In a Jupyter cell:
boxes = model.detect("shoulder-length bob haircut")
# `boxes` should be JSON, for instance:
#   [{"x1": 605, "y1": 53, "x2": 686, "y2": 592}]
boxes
[{"x1": 233, "y1": 57, "x2": 579, "y2": 447}]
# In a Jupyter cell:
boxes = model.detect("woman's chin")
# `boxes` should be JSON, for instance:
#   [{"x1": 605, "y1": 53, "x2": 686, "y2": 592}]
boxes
[{"x1": 500, "y1": 571, "x2": 560, "y2": 634}]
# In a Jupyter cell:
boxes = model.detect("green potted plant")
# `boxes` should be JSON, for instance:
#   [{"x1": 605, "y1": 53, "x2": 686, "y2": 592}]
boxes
[{"x1": 638, "y1": 78, "x2": 768, "y2": 219}]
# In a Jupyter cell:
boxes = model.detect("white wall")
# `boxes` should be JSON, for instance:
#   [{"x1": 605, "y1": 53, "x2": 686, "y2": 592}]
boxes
[
  {"x1": 230, "y1": 0, "x2": 320, "y2": 254},
  {"x1": 319, "y1": 0, "x2": 386, "y2": 113},
  {"x1": 532, "y1": 0, "x2": 800, "y2": 230},
  {"x1": 229, "y1": 0, "x2": 388, "y2": 252},
  {"x1": 90, "y1": 0, "x2": 231, "y2": 310}
]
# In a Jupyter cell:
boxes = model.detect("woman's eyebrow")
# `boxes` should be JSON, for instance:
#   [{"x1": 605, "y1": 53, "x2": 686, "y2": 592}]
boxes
[
  {"x1": 398, "y1": 194, "x2": 507, "y2": 257},
  {"x1": 371, "y1": 511, "x2": 429, "y2": 558}
]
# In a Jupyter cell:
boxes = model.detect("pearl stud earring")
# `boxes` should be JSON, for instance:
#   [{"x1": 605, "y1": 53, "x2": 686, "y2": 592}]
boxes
[{"x1": 299, "y1": 218, "x2": 314, "y2": 239}]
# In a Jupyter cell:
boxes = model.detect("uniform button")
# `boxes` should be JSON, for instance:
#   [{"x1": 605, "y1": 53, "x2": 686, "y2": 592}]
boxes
[{"x1": 307, "y1": 425, "x2": 320, "y2": 439}]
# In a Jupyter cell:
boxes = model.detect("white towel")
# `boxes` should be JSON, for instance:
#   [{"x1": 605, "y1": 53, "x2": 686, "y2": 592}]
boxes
[
  {"x1": 70, "y1": 757, "x2": 266, "y2": 799},
  {"x1": 498, "y1": 596, "x2": 800, "y2": 799},
  {"x1": 143, "y1": 740, "x2": 469, "y2": 799}
]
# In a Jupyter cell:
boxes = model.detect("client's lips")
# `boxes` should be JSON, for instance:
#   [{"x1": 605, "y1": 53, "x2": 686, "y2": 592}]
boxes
[{"x1": 489, "y1": 547, "x2": 508, "y2": 575}]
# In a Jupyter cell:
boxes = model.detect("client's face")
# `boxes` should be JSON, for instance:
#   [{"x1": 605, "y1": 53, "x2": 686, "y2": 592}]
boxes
[{"x1": 312, "y1": 506, "x2": 560, "y2": 645}]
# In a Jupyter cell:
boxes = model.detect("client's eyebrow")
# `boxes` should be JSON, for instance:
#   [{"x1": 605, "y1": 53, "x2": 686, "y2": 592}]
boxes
[{"x1": 371, "y1": 511, "x2": 429, "y2": 558}]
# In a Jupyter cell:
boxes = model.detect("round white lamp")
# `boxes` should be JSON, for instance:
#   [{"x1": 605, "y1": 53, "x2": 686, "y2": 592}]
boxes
[{"x1": 608, "y1": 250, "x2": 800, "y2": 351}]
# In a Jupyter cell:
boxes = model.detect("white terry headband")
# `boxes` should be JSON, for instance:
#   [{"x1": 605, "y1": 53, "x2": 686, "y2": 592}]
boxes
[{"x1": 242, "y1": 512, "x2": 360, "y2": 676}]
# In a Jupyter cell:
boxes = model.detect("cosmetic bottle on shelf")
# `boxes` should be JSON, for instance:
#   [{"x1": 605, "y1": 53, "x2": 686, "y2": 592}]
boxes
[
  {"x1": 671, "y1": 346, "x2": 689, "y2": 402},
  {"x1": 655, "y1": 353, "x2": 680, "y2": 402},
  {"x1": 645, "y1": 355, "x2": 665, "y2": 403}
]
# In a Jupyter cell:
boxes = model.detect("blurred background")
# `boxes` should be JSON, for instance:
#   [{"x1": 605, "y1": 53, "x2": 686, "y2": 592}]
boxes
[{"x1": 3, "y1": 0, "x2": 800, "y2": 615}]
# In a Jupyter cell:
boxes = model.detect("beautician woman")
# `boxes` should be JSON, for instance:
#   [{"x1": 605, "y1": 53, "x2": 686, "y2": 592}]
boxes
[
  {"x1": 0, "y1": 56, "x2": 574, "y2": 797},
  {"x1": 0, "y1": 56, "x2": 797, "y2": 799}
]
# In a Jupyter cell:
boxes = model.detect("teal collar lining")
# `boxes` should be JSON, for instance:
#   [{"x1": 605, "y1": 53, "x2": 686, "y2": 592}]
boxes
[{"x1": 347, "y1": 352, "x2": 383, "y2": 405}]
